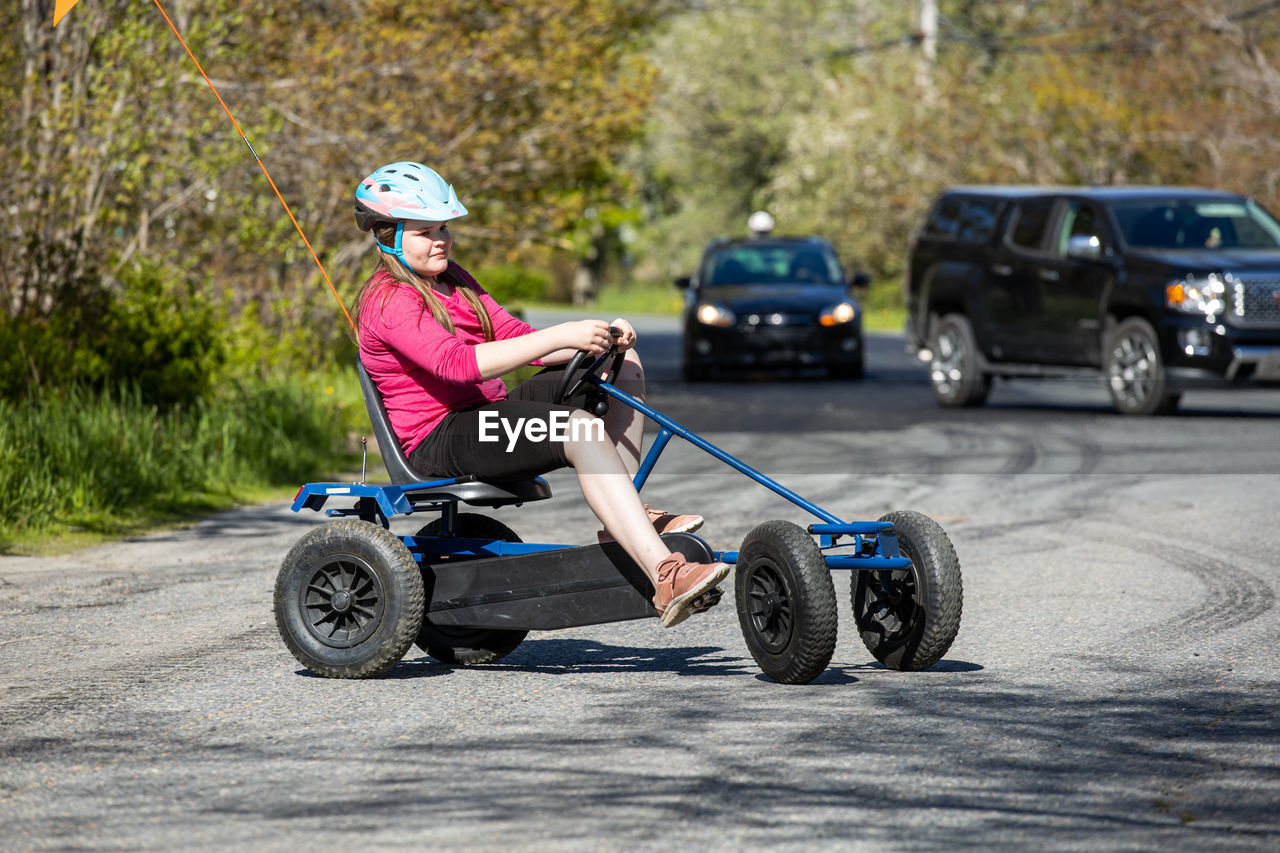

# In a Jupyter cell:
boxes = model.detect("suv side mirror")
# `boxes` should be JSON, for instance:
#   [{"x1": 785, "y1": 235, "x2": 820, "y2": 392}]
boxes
[
  {"x1": 674, "y1": 275, "x2": 692, "y2": 289},
  {"x1": 849, "y1": 271, "x2": 872, "y2": 294},
  {"x1": 1067, "y1": 234, "x2": 1103, "y2": 259}
]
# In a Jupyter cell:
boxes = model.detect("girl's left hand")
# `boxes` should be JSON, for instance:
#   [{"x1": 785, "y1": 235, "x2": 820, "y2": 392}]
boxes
[{"x1": 610, "y1": 318, "x2": 637, "y2": 351}]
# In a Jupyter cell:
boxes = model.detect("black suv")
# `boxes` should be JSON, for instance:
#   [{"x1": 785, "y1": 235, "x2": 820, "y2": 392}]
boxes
[{"x1": 905, "y1": 186, "x2": 1280, "y2": 414}]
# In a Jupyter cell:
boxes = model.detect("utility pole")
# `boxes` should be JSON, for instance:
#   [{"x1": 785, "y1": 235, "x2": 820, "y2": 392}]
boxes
[
  {"x1": 920, "y1": 0, "x2": 938, "y2": 63},
  {"x1": 917, "y1": 0, "x2": 939, "y2": 102}
]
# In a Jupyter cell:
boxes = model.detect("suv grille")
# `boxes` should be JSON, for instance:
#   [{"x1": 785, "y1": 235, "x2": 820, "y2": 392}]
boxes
[{"x1": 1230, "y1": 275, "x2": 1280, "y2": 328}]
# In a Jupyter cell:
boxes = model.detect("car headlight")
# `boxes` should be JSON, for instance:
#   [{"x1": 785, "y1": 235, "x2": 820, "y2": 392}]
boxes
[
  {"x1": 819, "y1": 301, "x2": 858, "y2": 326},
  {"x1": 1166, "y1": 274, "x2": 1226, "y2": 316},
  {"x1": 695, "y1": 303, "x2": 736, "y2": 327}
]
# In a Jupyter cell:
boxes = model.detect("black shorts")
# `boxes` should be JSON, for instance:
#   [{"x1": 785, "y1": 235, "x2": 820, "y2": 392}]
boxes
[{"x1": 408, "y1": 366, "x2": 589, "y2": 481}]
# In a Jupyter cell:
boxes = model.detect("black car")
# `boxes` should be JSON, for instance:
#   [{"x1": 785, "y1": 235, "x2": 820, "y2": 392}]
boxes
[
  {"x1": 905, "y1": 185, "x2": 1280, "y2": 414},
  {"x1": 676, "y1": 236, "x2": 868, "y2": 380}
]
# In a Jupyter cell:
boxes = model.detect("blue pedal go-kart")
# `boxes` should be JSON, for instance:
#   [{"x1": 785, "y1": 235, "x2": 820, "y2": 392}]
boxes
[{"x1": 274, "y1": 344, "x2": 963, "y2": 684}]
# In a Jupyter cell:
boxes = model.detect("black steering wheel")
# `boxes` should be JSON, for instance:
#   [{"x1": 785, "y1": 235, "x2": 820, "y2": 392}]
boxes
[{"x1": 553, "y1": 327, "x2": 628, "y2": 412}]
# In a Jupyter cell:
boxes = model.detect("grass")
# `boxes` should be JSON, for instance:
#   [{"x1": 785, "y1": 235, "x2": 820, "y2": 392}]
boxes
[
  {"x1": 522, "y1": 278, "x2": 907, "y2": 333},
  {"x1": 521, "y1": 279, "x2": 684, "y2": 318},
  {"x1": 0, "y1": 371, "x2": 366, "y2": 555}
]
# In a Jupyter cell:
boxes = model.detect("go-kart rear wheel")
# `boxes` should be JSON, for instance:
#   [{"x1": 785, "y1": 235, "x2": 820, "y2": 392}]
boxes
[
  {"x1": 414, "y1": 514, "x2": 528, "y2": 665},
  {"x1": 274, "y1": 519, "x2": 424, "y2": 679},
  {"x1": 735, "y1": 520, "x2": 838, "y2": 684},
  {"x1": 851, "y1": 511, "x2": 962, "y2": 671}
]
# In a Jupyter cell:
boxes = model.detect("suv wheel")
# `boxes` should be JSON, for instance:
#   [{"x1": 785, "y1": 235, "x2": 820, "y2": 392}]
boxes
[
  {"x1": 1104, "y1": 317, "x2": 1180, "y2": 416},
  {"x1": 929, "y1": 314, "x2": 990, "y2": 408}
]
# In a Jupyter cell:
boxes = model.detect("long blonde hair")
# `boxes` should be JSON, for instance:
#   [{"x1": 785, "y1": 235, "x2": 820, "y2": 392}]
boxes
[{"x1": 353, "y1": 221, "x2": 494, "y2": 342}]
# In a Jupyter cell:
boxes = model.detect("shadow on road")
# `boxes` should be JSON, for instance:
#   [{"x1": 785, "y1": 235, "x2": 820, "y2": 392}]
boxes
[
  {"x1": 394, "y1": 638, "x2": 751, "y2": 679},
  {"x1": 189, "y1": 676, "x2": 1280, "y2": 848},
  {"x1": 326, "y1": 638, "x2": 985, "y2": 683}
]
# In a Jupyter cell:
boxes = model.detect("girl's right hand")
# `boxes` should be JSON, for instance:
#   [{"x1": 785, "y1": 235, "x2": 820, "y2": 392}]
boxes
[{"x1": 556, "y1": 319, "x2": 614, "y2": 354}]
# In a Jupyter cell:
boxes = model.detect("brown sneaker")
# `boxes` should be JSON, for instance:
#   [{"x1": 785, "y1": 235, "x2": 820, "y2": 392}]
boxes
[
  {"x1": 597, "y1": 505, "x2": 704, "y2": 543},
  {"x1": 644, "y1": 505, "x2": 704, "y2": 535},
  {"x1": 652, "y1": 554, "x2": 729, "y2": 628}
]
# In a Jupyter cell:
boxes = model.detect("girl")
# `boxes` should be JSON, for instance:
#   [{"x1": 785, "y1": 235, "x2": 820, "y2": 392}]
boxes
[{"x1": 352, "y1": 162, "x2": 728, "y2": 627}]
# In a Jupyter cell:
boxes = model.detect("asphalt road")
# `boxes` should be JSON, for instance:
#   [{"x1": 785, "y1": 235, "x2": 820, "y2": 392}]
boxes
[{"x1": 2, "y1": 311, "x2": 1278, "y2": 851}]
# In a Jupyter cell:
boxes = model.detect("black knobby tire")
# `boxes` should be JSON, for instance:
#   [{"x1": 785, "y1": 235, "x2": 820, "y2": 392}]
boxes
[
  {"x1": 929, "y1": 314, "x2": 990, "y2": 408},
  {"x1": 274, "y1": 519, "x2": 424, "y2": 679},
  {"x1": 735, "y1": 520, "x2": 838, "y2": 684},
  {"x1": 1104, "y1": 317, "x2": 1180, "y2": 416},
  {"x1": 414, "y1": 514, "x2": 528, "y2": 665},
  {"x1": 851, "y1": 511, "x2": 962, "y2": 671}
]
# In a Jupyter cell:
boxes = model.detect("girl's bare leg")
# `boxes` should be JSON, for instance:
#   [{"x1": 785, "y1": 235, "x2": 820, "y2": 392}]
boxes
[
  {"x1": 601, "y1": 349, "x2": 645, "y2": 478},
  {"x1": 563, "y1": 407, "x2": 728, "y2": 628},
  {"x1": 562, "y1": 410, "x2": 667, "y2": 581}
]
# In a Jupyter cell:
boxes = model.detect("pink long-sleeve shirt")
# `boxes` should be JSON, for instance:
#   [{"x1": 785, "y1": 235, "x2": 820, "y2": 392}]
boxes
[{"x1": 358, "y1": 264, "x2": 537, "y2": 455}]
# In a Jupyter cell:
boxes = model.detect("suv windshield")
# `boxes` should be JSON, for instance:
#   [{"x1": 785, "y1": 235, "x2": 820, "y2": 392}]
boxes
[
  {"x1": 1112, "y1": 198, "x2": 1280, "y2": 250},
  {"x1": 703, "y1": 244, "x2": 841, "y2": 287}
]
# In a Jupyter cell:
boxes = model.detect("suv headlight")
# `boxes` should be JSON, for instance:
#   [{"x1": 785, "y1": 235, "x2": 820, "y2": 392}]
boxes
[
  {"x1": 819, "y1": 301, "x2": 858, "y2": 326},
  {"x1": 695, "y1": 303, "x2": 736, "y2": 327},
  {"x1": 1166, "y1": 274, "x2": 1226, "y2": 316}
]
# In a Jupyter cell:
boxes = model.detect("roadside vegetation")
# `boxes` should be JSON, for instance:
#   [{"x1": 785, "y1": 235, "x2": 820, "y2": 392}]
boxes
[
  {"x1": 3, "y1": 0, "x2": 1277, "y2": 550},
  {"x1": 0, "y1": 377, "x2": 363, "y2": 553}
]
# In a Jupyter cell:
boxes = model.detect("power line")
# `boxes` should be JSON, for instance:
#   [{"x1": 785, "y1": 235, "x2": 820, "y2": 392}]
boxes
[{"x1": 937, "y1": 1, "x2": 1280, "y2": 57}]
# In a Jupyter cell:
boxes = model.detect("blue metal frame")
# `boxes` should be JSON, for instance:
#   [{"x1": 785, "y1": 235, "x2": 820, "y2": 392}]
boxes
[
  {"x1": 293, "y1": 370, "x2": 911, "y2": 571},
  {"x1": 405, "y1": 536, "x2": 569, "y2": 560}
]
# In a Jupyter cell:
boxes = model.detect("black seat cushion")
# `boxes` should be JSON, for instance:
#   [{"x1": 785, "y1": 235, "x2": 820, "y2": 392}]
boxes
[{"x1": 356, "y1": 361, "x2": 550, "y2": 505}]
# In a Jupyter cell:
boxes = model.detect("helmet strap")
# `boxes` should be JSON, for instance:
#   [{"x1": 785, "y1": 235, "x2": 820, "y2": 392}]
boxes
[{"x1": 376, "y1": 222, "x2": 424, "y2": 277}]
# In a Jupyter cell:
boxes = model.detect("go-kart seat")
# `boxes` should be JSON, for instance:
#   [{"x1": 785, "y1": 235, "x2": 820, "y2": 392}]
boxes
[{"x1": 356, "y1": 361, "x2": 551, "y2": 507}]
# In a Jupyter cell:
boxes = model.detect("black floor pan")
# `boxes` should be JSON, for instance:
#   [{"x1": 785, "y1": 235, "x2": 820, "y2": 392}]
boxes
[{"x1": 421, "y1": 532, "x2": 714, "y2": 631}]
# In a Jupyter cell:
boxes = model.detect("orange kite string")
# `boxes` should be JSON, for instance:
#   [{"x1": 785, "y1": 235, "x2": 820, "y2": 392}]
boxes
[{"x1": 146, "y1": 0, "x2": 357, "y2": 335}]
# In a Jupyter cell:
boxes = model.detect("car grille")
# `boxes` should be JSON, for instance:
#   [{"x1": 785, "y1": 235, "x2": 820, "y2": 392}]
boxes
[
  {"x1": 737, "y1": 312, "x2": 814, "y2": 330},
  {"x1": 1230, "y1": 275, "x2": 1280, "y2": 328}
]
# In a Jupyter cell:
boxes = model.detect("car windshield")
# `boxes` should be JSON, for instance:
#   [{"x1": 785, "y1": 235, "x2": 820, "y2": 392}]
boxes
[
  {"x1": 703, "y1": 245, "x2": 841, "y2": 286},
  {"x1": 1112, "y1": 197, "x2": 1280, "y2": 250}
]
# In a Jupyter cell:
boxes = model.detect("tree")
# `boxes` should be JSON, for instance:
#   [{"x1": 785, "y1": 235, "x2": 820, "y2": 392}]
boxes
[
  {"x1": 1, "y1": 0, "x2": 663, "y2": 352},
  {"x1": 632, "y1": 0, "x2": 1280, "y2": 286},
  {"x1": 207, "y1": 0, "x2": 662, "y2": 320},
  {"x1": 632, "y1": 0, "x2": 872, "y2": 279}
]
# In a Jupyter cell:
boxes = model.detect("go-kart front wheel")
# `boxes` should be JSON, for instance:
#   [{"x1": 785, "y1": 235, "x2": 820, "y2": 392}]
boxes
[
  {"x1": 414, "y1": 514, "x2": 528, "y2": 665},
  {"x1": 735, "y1": 520, "x2": 838, "y2": 684},
  {"x1": 851, "y1": 511, "x2": 962, "y2": 671},
  {"x1": 274, "y1": 519, "x2": 425, "y2": 678}
]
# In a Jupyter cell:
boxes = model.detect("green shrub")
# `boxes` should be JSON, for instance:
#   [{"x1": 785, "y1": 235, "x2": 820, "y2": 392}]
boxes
[
  {"x1": 475, "y1": 264, "x2": 550, "y2": 305},
  {"x1": 222, "y1": 292, "x2": 357, "y2": 380},
  {"x1": 861, "y1": 278, "x2": 904, "y2": 314},
  {"x1": 0, "y1": 260, "x2": 226, "y2": 407},
  {"x1": 101, "y1": 261, "x2": 228, "y2": 405},
  {"x1": 0, "y1": 374, "x2": 361, "y2": 549}
]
